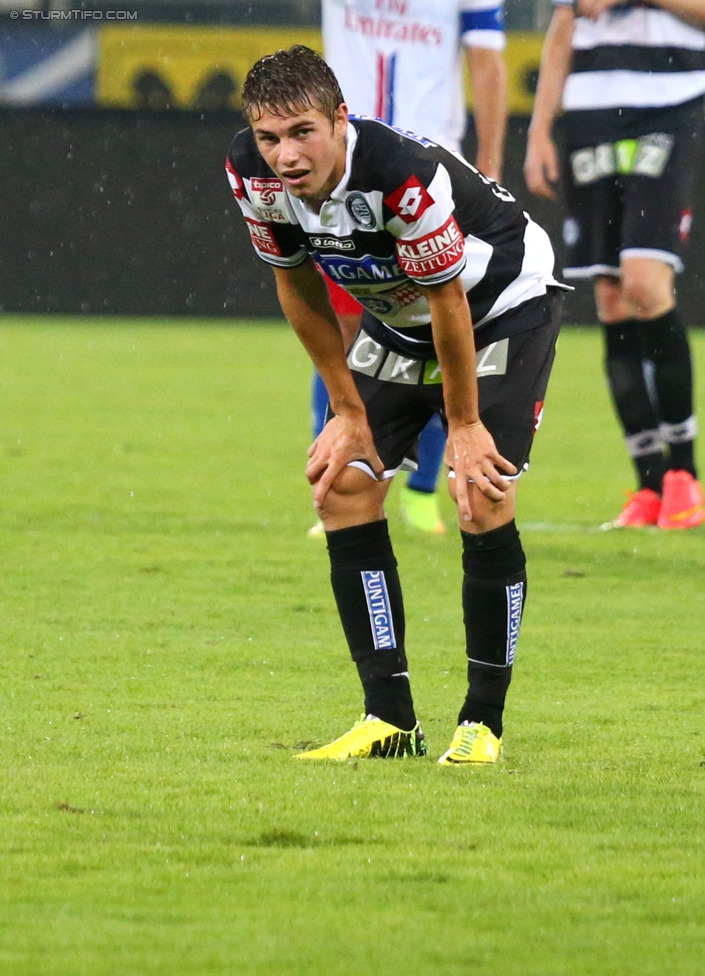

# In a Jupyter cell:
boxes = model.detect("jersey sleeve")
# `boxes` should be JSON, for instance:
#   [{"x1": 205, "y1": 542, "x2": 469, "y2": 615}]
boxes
[
  {"x1": 460, "y1": 1, "x2": 506, "y2": 51},
  {"x1": 383, "y1": 161, "x2": 467, "y2": 287},
  {"x1": 225, "y1": 131, "x2": 308, "y2": 269}
]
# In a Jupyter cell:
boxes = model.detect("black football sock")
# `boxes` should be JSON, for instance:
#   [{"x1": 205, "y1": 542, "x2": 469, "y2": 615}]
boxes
[
  {"x1": 603, "y1": 322, "x2": 665, "y2": 492},
  {"x1": 327, "y1": 520, "x2": 417, "y2": 731},
  {"x1": 458, "y1": 521, "x2": 526, "y2": 739},
  {"x1": 641, "y1": 310, "x2": 698, "y2": 478}
]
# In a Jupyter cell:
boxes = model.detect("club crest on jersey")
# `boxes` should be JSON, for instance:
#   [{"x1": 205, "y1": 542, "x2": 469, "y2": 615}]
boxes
[
  {"x1": 384, "y1": 175, "x2": 435, "y2": 225},
  {"x1": 345, "y1": 192, "x2": 376, "y2": 229}
]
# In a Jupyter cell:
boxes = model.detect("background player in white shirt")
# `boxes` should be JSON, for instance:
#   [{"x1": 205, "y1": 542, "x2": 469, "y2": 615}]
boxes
[
  {"x1": 323, "y1": 0, "x2": 507, "y2": 170},
  {"x1": 309, "y1": 0, "x2": 508, "y2": 536}
]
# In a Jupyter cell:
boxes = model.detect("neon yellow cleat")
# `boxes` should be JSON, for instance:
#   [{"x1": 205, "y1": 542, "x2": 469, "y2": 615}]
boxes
[
  {"x1": 294, "y1": 714, "x2": 427, "y2": 760},
  {"x1": 438, "y1": 722, "x2": 502, "y2": 765},
  {"x1": 399, "y1": 486, "x2": 446, "y2": 534}
]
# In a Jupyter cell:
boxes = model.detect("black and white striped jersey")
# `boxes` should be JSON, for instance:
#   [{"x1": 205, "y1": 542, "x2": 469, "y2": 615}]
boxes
[
  {"x1": 554, "y1": 0, "x2": 705, "y2": 111},
  {"x1": 226, "y1": 117, "x2": 564, "y2": 352}
]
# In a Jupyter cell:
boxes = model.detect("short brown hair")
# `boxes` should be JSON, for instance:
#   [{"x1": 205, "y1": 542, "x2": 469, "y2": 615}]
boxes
[{"x1": 241, "y1": 45, "x2": 344, "y2": 126}]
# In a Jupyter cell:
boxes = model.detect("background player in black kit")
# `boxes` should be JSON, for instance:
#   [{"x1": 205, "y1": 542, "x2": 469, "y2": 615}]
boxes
[
  {"x1": 227, "y1": 45, "x2": 566, "y2": 764},
  {"x1": 525, "y1": 0, "x2": 705, "y2": 530}
]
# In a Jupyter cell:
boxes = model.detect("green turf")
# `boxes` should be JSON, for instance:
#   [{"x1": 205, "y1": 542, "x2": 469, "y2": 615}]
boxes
[{"x1": 1, "y1": 317, "x2": 704, "y2": 975}]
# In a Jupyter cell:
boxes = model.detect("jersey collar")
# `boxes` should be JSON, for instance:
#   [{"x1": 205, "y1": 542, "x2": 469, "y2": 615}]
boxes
[{"x1": 326, "y1": 121, "x2": 358, "y2": 205}]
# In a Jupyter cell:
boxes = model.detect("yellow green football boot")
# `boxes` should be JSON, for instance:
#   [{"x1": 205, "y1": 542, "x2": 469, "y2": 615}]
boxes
[
  {"x1": 294, "y1": 714, "x2": 427, "y2": 760},
  {"x1": 437, "y1": 722, "x2": 502, "y2": 765},
  {"x1": 399, "y1": 486, "x2": 446, "y2": 534}
]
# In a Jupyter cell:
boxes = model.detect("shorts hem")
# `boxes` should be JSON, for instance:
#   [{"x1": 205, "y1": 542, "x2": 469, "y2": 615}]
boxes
[
  {"x1": 619, "y1": 248, "x2": 684, "y2": 272},
  {"x1": 564, "y1": 264, "x2": 619, "y2": 278}
]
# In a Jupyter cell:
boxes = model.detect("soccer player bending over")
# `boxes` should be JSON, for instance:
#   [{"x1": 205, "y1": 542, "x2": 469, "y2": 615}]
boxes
[{"x1": 226, "y1": 46, "x2": 567, "y2": 763}]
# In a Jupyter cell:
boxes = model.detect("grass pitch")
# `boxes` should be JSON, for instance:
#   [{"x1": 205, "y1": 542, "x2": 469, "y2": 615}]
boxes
[{"x1": 1, "y1": 317, "x2": 704, "y2": 975}]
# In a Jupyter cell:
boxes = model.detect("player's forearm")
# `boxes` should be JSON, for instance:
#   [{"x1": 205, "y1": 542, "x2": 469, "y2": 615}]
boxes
[
  {"x1": 467, "y1": 47, "x2": 508, "y2": 181},
  {"x1": 528, "y1": 8, "x2": 575, "y2": 137},
  {"x1": 426, "y1": 280, "x2": 480, "y2": 426}
]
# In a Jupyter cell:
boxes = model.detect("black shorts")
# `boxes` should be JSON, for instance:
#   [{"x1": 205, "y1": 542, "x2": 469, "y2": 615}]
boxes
[
  {"x1": 342, "y1": 295, "x2": 562, "y2": 479},
  {"x1": 560, "y1": 99, "x2": 704, "y2": 278}
]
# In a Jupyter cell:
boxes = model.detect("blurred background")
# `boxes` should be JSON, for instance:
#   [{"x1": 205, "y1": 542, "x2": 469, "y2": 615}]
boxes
[{"x1": 1, "y1": 0, "x2": 703, "y2": 323}]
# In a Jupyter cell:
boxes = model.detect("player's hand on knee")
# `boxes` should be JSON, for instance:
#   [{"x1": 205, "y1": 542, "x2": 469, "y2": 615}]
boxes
[
  {"x1": 306, "y1": 414, "x2": 383, "y2": 509},
  {"x1": 446, "y1": 421, "x2": 516, "y2": 522}
]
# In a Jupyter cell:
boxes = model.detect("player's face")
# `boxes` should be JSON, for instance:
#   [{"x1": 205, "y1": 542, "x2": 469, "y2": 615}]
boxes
[{"x1": 251, "y1": 103, "x2": 348, "y2": 212}]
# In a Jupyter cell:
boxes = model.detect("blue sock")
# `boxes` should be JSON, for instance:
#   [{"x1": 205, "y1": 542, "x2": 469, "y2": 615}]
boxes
[
  {"x1": 407, "y1": 414, "x2": 445, "y2": 494},
  {"x1": 311, "y1": 371, "x2": 329, "y2": 439}
]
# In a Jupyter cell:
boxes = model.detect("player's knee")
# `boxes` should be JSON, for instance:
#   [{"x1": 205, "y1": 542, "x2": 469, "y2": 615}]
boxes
[
  {"x1": 620, "y1": 268, "x2": 674, "y2": 318},
  {"x1": 447, "y1": 478, "x2": 516, "y2": 533},
  {"x1": 328, "y1": 465, "x2": 375, "y2": 497},
  {"x1": 594, "y1": 277, "x2": 625, "y2": 322},
  {"x1": 466, "y1": 503, "x2": 515, "y2": 534},
  {"x1": 317, "y1": 465, "x2": 384, "y2": 522}
]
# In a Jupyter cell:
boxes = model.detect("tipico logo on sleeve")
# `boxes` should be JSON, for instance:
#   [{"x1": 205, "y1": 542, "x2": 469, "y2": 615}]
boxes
[{"x1": 249, "y1": 177, "x2": 289, "y2": 221}]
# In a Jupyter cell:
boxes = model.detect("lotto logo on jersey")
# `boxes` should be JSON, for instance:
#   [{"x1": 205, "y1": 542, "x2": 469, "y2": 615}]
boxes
[
  {"x1": 396, "y1": 217, "x2": 464, "y2": 278},
  {"x1": 384, "y1": 175, "x2": 435, "y2": 225},
  {"x1": 245, "y1": 218, "x2": 281, "y2": 257}
]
